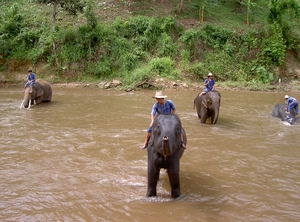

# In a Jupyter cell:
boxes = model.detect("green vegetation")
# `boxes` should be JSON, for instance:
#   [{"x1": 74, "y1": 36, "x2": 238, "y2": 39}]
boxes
[{"x1": 1, "y1": 0, "x2": 300, "y2": 90}]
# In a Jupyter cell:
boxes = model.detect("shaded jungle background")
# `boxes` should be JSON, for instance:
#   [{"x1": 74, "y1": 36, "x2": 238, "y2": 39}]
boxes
[{"x1": 1, "y1": 0, "x2": 300, "y2": 91}]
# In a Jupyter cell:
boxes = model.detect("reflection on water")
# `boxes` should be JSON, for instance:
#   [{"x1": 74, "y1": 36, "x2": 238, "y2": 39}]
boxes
[{"x1": 0, "y1": 87, "x2": 300, "y2": 221}]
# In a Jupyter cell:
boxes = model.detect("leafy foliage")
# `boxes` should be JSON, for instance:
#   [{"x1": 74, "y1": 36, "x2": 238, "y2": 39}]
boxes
[{"x1": 1, "y1": 0, "x2": 300, "y2": 87}]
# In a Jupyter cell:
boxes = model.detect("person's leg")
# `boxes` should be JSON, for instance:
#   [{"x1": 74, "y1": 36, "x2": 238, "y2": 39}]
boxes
[
  {"x1": 141, "y1": 133, "x2": 151, "y2": 149},
  {"x1": 23, "y1": 83, "x2": 28, "y2": 93},
  {"x1": 141, "y1": 127, "x2": 152, "y2": 149},
  {"x1": 199, "y1": 91, "x2": 206, "y2": 97},
  {"x1": 29, "y1": 82, "x2": 34, "y2": 93}
]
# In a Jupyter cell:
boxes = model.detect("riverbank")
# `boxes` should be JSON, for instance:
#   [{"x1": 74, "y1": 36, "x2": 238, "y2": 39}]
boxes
[{"x1": 1, "y1": 77, "x2": 300, "y2": 93}]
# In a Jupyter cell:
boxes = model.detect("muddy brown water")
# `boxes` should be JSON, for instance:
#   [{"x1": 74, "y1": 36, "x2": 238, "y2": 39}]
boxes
[{"x1": 1, "y1": 87, "x2": 300, "y2": 222}]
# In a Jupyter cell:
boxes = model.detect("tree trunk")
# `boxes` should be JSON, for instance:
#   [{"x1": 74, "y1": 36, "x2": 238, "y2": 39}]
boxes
[
  {"x1": 179, "y1": 0, "x2": 184, "y2": 12},
  {"x1": 200, "y1": 4, "x2": 205, "y2": 24},
  {"x1": 52, "y1": 1, "x2": 59, "y2": 67}
]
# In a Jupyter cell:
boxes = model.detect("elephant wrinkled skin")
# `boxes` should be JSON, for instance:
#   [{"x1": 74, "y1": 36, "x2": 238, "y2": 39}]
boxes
[
  {"x1": 272, "y1": 104, "x2": 297, "y2": 125},
  {"x1": 20, "y1": 79, "x2": 52, "y2": 108},
  {"x1": 147, "y1": 114, "x2": 186, "y2": 199},
  {"x1": 194, "y1": 90, "x2": 221, "y2": 124}
]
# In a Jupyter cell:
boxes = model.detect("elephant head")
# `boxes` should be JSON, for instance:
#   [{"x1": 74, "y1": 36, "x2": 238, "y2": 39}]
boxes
[
  {"x1": 20, "y1": 79, "x2": 52, "y2": 109},
  {"x1": 194, "y1": 90, "x2": 221, "y2": 124},
  {"x1": 150, "y1": 114, "x2": 184, "y2": 158}
]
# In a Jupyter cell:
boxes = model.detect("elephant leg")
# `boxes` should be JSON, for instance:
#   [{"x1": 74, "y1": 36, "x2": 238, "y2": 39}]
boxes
[
  {"x1": 146, "y1": 163, "x2": 160, "y2": 197},
  {"x1": 167, "y1": 158, "x2": 181, "y2": 199}
]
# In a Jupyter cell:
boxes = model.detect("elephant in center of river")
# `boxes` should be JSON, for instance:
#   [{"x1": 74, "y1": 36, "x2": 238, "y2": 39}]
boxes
[
  {"x1": 194, "y1": 90, "x2": 221, "y2": 124},
  {"x1": 272, "y1": 104, "x2": 297, "y2": 125},
  {"x1": 20, "y1": 79, "x2": 52, "y2": 109},
  {"x1": 146, "y1": 114, "x2": 186, "y2": 199}
]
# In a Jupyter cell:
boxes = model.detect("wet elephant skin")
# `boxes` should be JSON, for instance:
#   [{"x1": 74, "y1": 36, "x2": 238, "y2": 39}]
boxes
[
  {"x1": 194, "y1": 90, "x2": 221, "y2": 124},
  {"x1": 146, "y1": 114, "x2": 186, "y2": 199},
  {"x1": 272, "y1": 103, "x2": 297, "y2": 125}
]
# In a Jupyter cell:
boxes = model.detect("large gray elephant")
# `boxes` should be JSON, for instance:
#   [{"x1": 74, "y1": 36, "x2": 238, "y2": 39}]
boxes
[
  {"x1": 20, "y1": 79, "x2": 52, "y2": 109},
  {"x1": 146, "y1": 114, "x2": 186, "y2": 199},
  {"x1": 194, "y1": 90, "x2": 221, "y2": 124},
  {"x1": 272, "y1": 104, "x2": 297, "y2": 125}
]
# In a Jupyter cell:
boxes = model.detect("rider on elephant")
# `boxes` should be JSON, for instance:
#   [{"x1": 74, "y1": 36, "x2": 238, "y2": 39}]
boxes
[
  {"x1": 199, "y1": 72, "x2": 216, "y2": 97},
  {"x1": 23, "y1": 69, "x2": 36, "y2": 93},
  {"x1": 141, "y1": 91, "x2": 186, "y2": 149},
  {"x1": 285, "y1": 95, "x2": 298, "y2": 117}
]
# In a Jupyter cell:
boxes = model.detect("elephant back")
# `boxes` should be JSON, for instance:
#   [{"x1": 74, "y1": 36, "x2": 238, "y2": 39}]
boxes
[{"x1": 36, "y1": 79, "x2": 52, "y2": 102}]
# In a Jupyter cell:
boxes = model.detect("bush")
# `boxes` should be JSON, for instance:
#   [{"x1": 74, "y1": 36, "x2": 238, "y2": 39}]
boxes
[{"x1": 149, "y1": 57, "x2": 178, "y2": 79}]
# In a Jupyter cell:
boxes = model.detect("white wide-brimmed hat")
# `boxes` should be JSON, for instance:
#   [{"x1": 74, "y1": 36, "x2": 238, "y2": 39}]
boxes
[
  {"x1": 207, "y1": 72, "x2": 213, "y2": 77},
  {"x1": 153, "y1": 91, "x2": 167, "y2": 99},
  {"x1": 284, "y1": 95, "x2": 289, "y2": 99}
]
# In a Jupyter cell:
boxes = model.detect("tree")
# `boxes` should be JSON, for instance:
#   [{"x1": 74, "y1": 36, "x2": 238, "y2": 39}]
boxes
[
  {"x1": 268, "y1": 0, "x2": 300, "y2": 25},
  {"x1": 35, "y1": 0, "x2": 85, "y2": 66},
  {"x1": 192, "y1": 0, "x2": 207, "y2": 24},
  {"x1": 240, "y1": 0, "x2": 256, "y2": 26}
]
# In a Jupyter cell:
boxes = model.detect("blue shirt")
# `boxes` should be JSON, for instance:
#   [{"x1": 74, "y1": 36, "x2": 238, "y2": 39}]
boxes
[
  {"x1": 27, "y1": 73, "x2": 36, "y2": 81},
  {"x1": 287, "y1": 97, "x2": 298, "y2": 111},
  {"x1": 151, "y1": 100, "x2": 176, "y2": 116},
  {"x1": 204, "y1": 78, "x2": 215, "y2": 91}
]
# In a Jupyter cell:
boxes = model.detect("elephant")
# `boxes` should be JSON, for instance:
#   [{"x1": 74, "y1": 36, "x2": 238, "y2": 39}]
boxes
[
  {"x1": 20, "y1": 79, "x2": 52, "y2": 109},
  {"x1": 146, "y1": 114, "x2": 187, "y2": 199},
  {"x1": 272, "y1": 104, "x2": 297, "y2": 125},
  {"x1": 194, "y1": 90, "x2": 221, "y2": 124}
]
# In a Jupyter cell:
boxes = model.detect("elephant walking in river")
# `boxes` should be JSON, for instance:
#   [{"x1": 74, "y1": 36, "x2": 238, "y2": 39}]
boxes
[
  {"x1": 147, "y1": 114, "x2": 186, "y2": 199},
  {"x1": 20, "y1": 79, "x2": 52, "y2": 109},
  {"x1": 194, "y1": 90, "x2": 221, "y2": 124},
  {"x1": 272, "y1": 104, "x2": 297, "y2": 125}
]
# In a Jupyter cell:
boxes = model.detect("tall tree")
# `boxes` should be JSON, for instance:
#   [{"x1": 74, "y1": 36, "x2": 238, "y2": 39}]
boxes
[
  {"x1": 240, "y1": 0, "x2": 256, "y2": 25},
  {"x1": 192, "y1": 0, "x2": 207, "y2": 24},
  {"x1": 35, "y1": 0, "x2": 85, "y2": 67}
]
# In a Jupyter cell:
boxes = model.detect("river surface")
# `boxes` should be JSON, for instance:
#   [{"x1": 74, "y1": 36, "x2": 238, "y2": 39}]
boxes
[{"x1": 0, "y1": 86, "x2": 300, "y2": 222}]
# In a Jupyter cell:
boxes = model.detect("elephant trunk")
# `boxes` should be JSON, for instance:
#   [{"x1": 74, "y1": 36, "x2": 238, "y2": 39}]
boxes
[
  {"x1": 163, "y1": 136, "x2": 172, "y2": 157},
  {"x1": 212, "y1": 110, "x2": 219, "y2": 124},
  {"x1": 23, "y1": 88, "x2": 32, "y2": 109}
]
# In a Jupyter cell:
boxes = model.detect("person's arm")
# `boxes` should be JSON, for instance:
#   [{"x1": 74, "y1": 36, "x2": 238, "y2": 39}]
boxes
[
  {"x1": 204, "y1": 79, "x2": 209, "y2": 86},
  {"x1": 212, "y1": 79, "x2": 216, "y2": 91},
  {"x1": 150, "y1": 103, "x2": 157, "y2": 127},
  {"x1": 150, "y1": 114, "x2": 155, "y2": 127}
]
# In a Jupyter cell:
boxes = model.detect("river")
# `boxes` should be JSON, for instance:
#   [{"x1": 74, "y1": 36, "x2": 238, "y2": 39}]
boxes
[{"x1": 0, "y1": 86, "x2": 299, "y2": 221}]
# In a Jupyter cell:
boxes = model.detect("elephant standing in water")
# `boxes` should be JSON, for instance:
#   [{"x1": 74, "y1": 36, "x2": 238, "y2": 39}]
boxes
[
  {"x1": 20, "y1": 79, "x2": 52, "y2": 109},
  {"x1": 272, "y1": 104, "x2": 297, "y2": 125},
  {"x1": 147, "y1": 114, "x2": 186, "y2": 199},
  {"x1": 194, "y1": 90, "x2": 221, "y2": 124}
]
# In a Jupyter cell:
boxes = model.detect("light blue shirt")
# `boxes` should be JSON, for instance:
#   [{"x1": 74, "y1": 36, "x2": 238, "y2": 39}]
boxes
[{"x1": 151, "y1": 100, "x2": 176, "y2": 116}]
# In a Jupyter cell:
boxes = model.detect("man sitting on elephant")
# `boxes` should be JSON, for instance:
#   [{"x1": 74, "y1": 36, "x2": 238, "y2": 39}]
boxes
[
  {"x1": 141, "y1": 91, "x2": 186, "y2": 149},
  {"x1": 285, "y1": 95, "x2": 298, "y2": 117},
  {"x1": 199, "y1": 72, "x2": 216, "y2": 97},
  {"x1": 23, "y1": 69, "x2": 36, "y2": 93}
]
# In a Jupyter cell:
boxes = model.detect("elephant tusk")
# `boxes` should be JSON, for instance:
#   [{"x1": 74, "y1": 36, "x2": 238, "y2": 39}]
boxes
[
  {"x1": 20, "y1": 100, "x2": 24, "y2": 109},
  {"x1": 27, "y1": 101, "x2": 31, "y2": 109}
]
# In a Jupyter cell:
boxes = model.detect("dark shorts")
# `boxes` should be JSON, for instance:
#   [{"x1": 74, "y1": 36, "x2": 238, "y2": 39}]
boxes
[{"x1": 147, "y1": 126, "x2": 152, "y2": 133}]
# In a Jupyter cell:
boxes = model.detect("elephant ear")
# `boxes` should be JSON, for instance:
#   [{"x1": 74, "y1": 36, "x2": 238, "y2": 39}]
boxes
[{"x1": 34, "y1": 82, "x2": 44, "y2": 97}]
